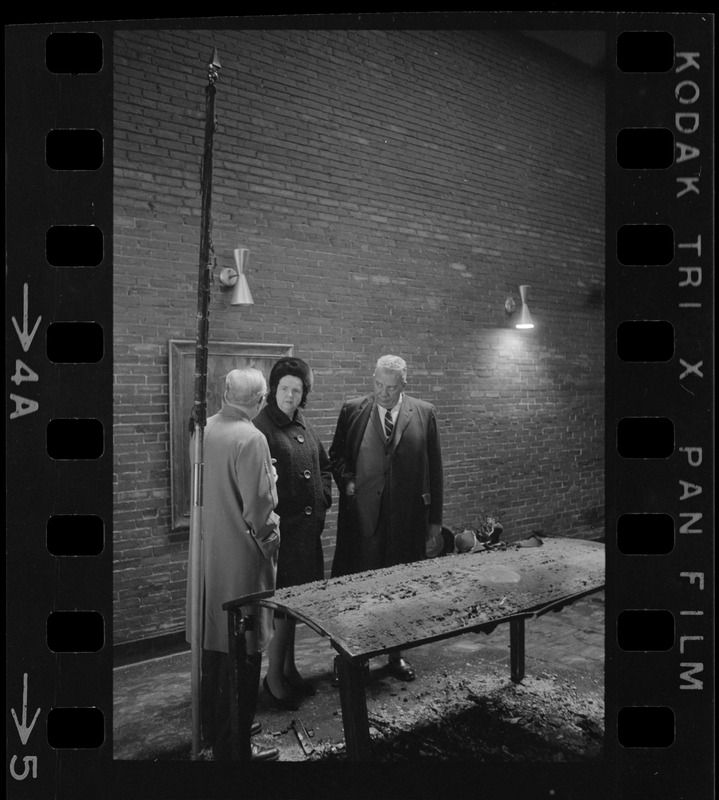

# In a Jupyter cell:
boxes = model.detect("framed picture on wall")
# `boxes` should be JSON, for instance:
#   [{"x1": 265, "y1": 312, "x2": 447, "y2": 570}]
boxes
[{"x1": 168, "y1": 339, "x2": 293, "y2": 531}]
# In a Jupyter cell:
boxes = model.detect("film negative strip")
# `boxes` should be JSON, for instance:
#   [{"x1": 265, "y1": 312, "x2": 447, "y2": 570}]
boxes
[
  {"x1": 5, "y1": 13, "x2": 714, "y2": 800},
  {"x1": 6, "y1": 23, "x2": 112, "y2": 800},
  {"x1": 606, "y1": 16, "x2": 714, "y2": 799}
]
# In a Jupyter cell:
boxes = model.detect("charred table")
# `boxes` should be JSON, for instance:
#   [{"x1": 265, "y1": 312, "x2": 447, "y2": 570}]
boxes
[{"x1": 224, "y1": 536, "x2": 604, "y2": 761}]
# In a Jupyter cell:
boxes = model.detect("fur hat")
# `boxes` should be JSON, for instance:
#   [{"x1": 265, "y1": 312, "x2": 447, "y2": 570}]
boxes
[{"x1": 267, "y1": 357, "x2": 314, "y2": 408}]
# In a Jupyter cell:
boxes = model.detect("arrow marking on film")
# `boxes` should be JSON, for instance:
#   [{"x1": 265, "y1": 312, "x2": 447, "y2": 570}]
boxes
[
  {"x1": 11, "y1": 673, "x2": 41, "y2": 746},
  {"x1": 11, "y1": 283, "x2": 42, "y2": 353}
]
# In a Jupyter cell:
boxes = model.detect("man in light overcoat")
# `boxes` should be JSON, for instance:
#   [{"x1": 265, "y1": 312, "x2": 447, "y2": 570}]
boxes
[{"x1": 185, "y1": 367, "x2": 280, "y2": 761}]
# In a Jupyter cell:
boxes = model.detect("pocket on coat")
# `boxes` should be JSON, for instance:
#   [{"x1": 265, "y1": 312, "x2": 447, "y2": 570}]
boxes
[{"x1": 249, "y1": 526, "x2": 280, "y2": 561}]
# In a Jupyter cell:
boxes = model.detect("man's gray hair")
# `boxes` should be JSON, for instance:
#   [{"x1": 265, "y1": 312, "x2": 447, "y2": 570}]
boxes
[
  {"x1": 225, "y1": 368, "x2": 267, "y2": 406},
  {"x1": 375, "y1": 354, "x2": 407, "y2": 382}
]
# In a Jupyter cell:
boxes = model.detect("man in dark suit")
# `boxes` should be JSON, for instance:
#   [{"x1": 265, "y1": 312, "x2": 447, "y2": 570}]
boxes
[{"x1": 330, "y1": 354, "x2": 444, "y2": 681}]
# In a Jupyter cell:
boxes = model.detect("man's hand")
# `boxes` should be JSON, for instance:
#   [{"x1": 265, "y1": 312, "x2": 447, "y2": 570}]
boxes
[
  {"x1": 346, "y1": 480, "x2": 356, "y2": 497},
  {"x1": 425, "y1": 523, "x2": 443, "y2": 558}
]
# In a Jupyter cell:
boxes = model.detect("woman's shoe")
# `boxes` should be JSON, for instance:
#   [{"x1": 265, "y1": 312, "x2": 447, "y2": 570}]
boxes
[
  {"x1": 262, "y1": 676, "x2": 300, "y2": 711},
  {"x1": 284, "y1": 672, "x2": 317, "y2": 697}
]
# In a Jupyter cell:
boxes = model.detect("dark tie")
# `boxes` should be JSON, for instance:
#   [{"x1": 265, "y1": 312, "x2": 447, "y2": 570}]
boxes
[{"x1": 384, "y1": 408, "x2": 394, "y2": 440}]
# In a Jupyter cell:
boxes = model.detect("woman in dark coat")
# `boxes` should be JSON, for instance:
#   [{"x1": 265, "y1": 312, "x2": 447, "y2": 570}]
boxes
[{"x1": 253, "y1": 357, "x2": 332, "y2": 706}]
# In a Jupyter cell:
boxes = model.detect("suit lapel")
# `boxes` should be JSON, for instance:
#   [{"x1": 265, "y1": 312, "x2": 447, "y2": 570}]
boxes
[
  {"x1": 347, "y1": 396, "x2": 375, "y2": 457},
  {"x1": 369, "y1": 400, "x2": 387, "y2": 443},
  {"x1": 390, "y1": 396, "x2": 414, "y2": 451}
]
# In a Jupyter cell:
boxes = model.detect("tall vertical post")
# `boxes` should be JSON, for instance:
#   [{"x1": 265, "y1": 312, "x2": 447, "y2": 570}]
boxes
[{"x1": 188, "y1": 48, "x2": 221, "y2": 760}]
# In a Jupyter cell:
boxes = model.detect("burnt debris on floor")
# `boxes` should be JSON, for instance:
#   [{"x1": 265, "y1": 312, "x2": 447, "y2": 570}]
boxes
[
  {"x1": 311, "y1": 669, "x2": 604, "y2": 763},
  {"x1": 114, "y1": 590, "x2": 604, "y2": 762}
]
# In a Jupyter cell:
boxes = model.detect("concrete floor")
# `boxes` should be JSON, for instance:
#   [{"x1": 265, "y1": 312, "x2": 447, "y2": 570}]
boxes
[{"x1": 113, "y1": 591, "x2": 604, "y2": 762}]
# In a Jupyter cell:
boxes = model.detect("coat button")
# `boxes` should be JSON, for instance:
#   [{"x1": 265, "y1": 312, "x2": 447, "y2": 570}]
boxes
[
  {"x1": 304, "y1": 506, "x2": 313, "y2": 515},
  {"x1": 303, "y1": 470, "x2": 311, "y2": 479},
  {"x1": 297, "y1": 435, "x2": 305, "y2": 443}
]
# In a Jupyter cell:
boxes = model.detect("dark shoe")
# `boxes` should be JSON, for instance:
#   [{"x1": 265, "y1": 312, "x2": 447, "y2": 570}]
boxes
[
  {"x1": 388, "y1": 657, "x2": 416, "y2": 682},
  {"x1": 285, "y1": 674, "x2": 317, "y2": 697},
  {"x1": 263, "y1": 676, "x2": 300, "y2": 711},
  {"x1": 251, "y1": 742, "x2": 279, "y2": 761},
  {"x1": 251, "y1": 720, "x2": 262, "y2": 736}
]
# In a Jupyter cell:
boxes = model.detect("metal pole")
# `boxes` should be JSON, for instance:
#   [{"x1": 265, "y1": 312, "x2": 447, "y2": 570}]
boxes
[{"x1": 189, "y1": 48, "x2": 221, "y2": 760}]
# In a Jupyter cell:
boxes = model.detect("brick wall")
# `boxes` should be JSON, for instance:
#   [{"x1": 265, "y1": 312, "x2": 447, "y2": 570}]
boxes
[{"x1": 113, "y1": 28, "x2": 605, "y2": 645}]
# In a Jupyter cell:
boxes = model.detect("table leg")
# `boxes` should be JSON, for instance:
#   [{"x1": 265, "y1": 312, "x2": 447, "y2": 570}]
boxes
[
  {"x1": 335, "y1": 655, "x2": 371, "y2": 761},
  {"x1": 227, "y1": 610, "x2": 253, "y2": 760},
  {"x1": 510, "y1": 617, "x2": 526, "y2": 683}
]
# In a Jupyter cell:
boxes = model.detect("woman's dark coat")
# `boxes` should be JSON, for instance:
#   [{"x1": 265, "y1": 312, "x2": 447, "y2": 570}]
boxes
[{"x1": 253, "y1": 403, "x2": 332, "y2": 588}]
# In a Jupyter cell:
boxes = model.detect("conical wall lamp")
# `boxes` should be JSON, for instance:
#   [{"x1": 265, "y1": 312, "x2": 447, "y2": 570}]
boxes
[
  {"x1": 218, "y1": 247, "x2": 254, "y2": 305},
  {"x1": 515, "y1": 284, "x2": 534, "y2": 329},
  {"x1": 230, "y1": 248, "x2": 254, "y2": 305},
  {"x1": 504, "y1": 284, "x2": 535, "y2": 329}
]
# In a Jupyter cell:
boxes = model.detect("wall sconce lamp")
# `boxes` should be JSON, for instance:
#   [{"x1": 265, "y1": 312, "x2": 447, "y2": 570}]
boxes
[
  {"x1": 218, "y1": 247, "x2": 254, "y2": 305},
  {"x1": 504, "y1": 284, "x2": 535, "y2": 329}
]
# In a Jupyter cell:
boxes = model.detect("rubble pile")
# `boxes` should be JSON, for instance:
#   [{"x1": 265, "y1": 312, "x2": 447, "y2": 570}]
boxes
[{"x1": 309, "y1": 667, "x2": 605, "y2": 762}]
